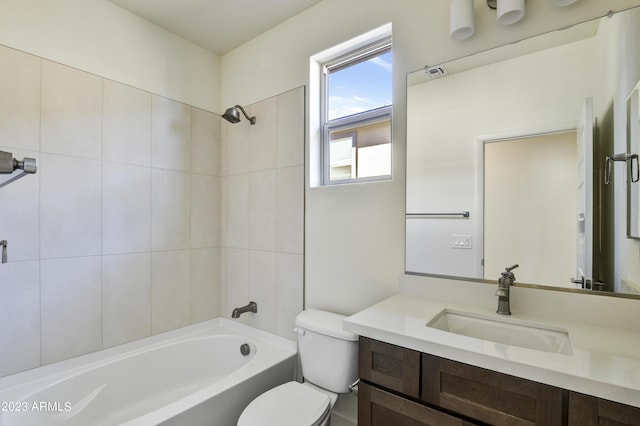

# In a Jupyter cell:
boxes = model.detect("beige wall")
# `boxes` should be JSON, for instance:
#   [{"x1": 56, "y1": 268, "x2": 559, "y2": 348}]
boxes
[
  {"x1": 221, "y1": 0, "x2": 640, "y2": 315},
  {"x1": 484, "y1": 133, "x2": 577, "y2": 287},
  {"x1": 0, "y1": 0, "x2": 220, "y2": 112},
  {"x1": 406, "y1": 37, "x2": 594, "y2": 282}
]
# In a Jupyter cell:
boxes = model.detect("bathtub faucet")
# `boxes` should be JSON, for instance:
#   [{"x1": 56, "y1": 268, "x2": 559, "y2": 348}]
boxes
[{"x1": 232, "y1": 301, "x2": 258, "y2": 318}]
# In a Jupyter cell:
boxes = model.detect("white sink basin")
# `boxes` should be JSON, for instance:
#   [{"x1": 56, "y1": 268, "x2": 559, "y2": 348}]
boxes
[{"x1": 427, "y1": 309, "x2": 573, "y2": 355}]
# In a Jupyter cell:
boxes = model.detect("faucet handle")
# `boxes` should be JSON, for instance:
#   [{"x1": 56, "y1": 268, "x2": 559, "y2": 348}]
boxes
[
  {"x1": 504, "y1": 264, "x2": 519, "y2": 273},
  {"x1": 501, "y1": 264, "x2": 519, "y2": 279}
]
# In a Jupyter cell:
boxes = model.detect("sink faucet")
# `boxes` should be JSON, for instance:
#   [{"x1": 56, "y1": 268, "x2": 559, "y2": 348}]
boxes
[
  {"x1": 496, "y1": 264, "x2": 518, "y2": 315},
  {"x1": 231, "y1": 301, "x2": 258, "y2": 318}
]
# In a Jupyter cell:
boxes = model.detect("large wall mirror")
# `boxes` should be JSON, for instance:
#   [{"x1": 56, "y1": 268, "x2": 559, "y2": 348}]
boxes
[{"x1": 406, "y1": 6, "x2": 640, "y2": 297}]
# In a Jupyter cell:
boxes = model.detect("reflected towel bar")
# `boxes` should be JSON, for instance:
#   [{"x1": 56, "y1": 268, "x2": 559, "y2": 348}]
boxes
[
  {"x1": 604, "y1": 153, "x2": 639, "y2": 185},
  {"x1": 407, "y1": 211, "x2": 470, "y2": 218}
]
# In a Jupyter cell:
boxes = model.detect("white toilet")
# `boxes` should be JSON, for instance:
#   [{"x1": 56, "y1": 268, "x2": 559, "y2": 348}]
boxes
[{"x1": 237, "y1": 309, "x2": 359, "y2": 426}]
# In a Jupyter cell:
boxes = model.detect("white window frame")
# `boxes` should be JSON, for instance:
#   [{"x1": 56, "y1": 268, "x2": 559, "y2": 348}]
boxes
[{"x1": 321, "y1": 38, "x2": 393, "y2": 186}]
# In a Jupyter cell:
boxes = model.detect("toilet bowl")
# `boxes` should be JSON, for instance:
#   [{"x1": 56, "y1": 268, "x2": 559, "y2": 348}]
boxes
[
  {"x1": 237, "y1": 309, "x2": 359, "y2": 426},
  {"x1": 237, "y1": 381, "x2": 337, "y2": 426}
]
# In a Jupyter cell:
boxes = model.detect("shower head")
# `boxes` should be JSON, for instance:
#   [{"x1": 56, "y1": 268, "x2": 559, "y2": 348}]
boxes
[{"x1": 222, "y1": 105, "x2": 256, "y2": 125}]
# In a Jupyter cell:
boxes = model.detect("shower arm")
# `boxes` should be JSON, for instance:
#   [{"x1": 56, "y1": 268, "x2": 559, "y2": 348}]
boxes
[
  {"x1": 0, "y1": 151, "x2": 38, "y2": 190},
  {"x1": 234, "y1": 105, "x2": 256, "y2": 125}
]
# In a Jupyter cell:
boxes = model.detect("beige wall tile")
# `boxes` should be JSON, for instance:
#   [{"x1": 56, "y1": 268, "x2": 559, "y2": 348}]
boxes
[
  {"x1": 250, "y1": 170, "x2": 276, "y2": 251},
  {"x1": 277, "y1": 87, "x2": 305, "y2": 168},
  {"x1": 41, "y1": 256, "x2": 102, "y2": 364},
  {"x1": 103, "y1": 162, "x2": 151, "y2": 254},
  {"x1": 277, "y1": 166, "x2": 304, "y2": 254},
  {"x1": 0, "y1": 45, "x2": 41, "y2": 152},
  {"x1": 191, "y1": 107, "x2": 221, "y2": 176},
  {"x1": 0, "y1": 261, "x2": 40, "y2": 376},
  {"x1": 191, "y1": 247, "x2": 221, "y2": 322},
  {"x1": 249, "y1": 97, "x2": 277, "y2": 172},
  {"x1": 151, "y1": 169, "x2": 190, "y2": 251},
  {"x1": 103, "y1": 80, "x2": 152, "y2": 166},
  {"x1": 191, "y1": 174, "x2": 220, "y2": 249},
  {"x1": 103, "y1": 253, "x2": 151, "y2": 347},
  {"x1": 39, "y1": 154, "x2": 102, "y2": 258},
  {"x1": 151, "y1": 95, "x2": 190, "y2": 171},
  {"x1": 151, "y1": 250, "x2": 190, "y2": 334},
  {"x1": 41, "y1": 61, "x2": 102, "y2": 159}
]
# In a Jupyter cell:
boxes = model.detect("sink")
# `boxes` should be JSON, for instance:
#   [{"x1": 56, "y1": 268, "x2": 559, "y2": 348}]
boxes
[{"x1": 427, "y1": 309, "x2": 573, "y2": 355}]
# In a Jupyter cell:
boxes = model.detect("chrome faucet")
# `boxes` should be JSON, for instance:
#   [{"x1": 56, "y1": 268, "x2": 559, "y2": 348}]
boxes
[
  {"x1": 496, "y1": 264, "x2": 518, "y2": 315},
  {"x1": 231, "y1": 301, "x2": 258, "y2": 318}
]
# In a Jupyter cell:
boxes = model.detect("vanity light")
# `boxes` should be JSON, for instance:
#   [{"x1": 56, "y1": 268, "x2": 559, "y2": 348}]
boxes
[
  {"x1": 450, "y1": 0, "x2": 475, "y2": 40},
  {"x1": 552, "y1": 0, "x2": 578, "y2": 6},
  {"x1": 496, "y1": 0, "x2": 525, "y2": 25}
]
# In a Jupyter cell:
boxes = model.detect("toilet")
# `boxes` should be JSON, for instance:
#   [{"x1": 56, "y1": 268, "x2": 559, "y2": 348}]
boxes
[{"x1": 237, "y1": 309, "x2": 359, "y2": 426}]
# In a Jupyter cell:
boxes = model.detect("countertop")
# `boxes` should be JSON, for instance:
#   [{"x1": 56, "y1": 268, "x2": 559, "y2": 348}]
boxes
[{"x1": 344, "y1": 293, "x2": 640, "y2": 408}]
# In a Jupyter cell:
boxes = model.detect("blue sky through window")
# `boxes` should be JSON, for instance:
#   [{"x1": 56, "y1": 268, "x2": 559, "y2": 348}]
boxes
[{"x1": 327, "y1": 50, "x2": 392, "y2": 121}]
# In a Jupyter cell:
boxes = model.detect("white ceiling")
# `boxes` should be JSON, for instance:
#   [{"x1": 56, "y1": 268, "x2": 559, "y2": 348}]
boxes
[{"x1": 109, "y1": 0, "x2": 322, "y2": 55}]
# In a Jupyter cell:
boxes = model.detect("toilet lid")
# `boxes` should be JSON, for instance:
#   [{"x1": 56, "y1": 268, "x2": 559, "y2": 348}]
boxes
[{"x1": 237, "y1": 381, "x2": 331, "y2": 426}]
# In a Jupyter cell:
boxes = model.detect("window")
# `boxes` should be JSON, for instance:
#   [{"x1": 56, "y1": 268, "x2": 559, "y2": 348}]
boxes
[{"x1": 322, "y1": 40, "x2": 392, "y2": 184}]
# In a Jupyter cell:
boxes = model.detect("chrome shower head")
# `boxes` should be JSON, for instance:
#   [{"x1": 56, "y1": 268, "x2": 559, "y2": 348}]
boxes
[{"x1": 222, "y1": 105, "x2": 256, "y2": 125}]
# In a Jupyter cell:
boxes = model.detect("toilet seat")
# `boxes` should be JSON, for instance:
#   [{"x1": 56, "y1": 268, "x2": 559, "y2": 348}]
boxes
[{"x1": 237, "y1": 381, "x2": 331, "y2": 426}]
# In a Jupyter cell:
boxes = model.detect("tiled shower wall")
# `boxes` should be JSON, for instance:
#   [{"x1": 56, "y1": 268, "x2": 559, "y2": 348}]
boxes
[
  {"x1": 0, "y1": 44, "x2": 222, "y2": 377},
  {"x1": 222, "y1": 87, "x2": 305, "y2": 340}
]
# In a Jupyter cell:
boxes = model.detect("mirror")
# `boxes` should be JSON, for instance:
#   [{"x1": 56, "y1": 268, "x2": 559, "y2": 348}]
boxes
[{"x1": 406, "y1": 7, "x2": 640, "y2": 296}]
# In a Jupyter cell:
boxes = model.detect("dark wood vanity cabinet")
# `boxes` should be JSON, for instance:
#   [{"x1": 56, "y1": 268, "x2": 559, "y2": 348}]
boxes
[
  {"x1": 421, "y1": 353, "x2": 565, "y2": 426},
  {"x1": 358, "y1": 337, "x2": 475, "y2": 425},
  {"x1": 359, "y1": 382, "x2": 477, "y2": 426},
  {"x1": 358, "y1": 337, "x2": 640, "y2": 426},
  {"x1": 568, "y1": 391, "x2": 640, "y2": 425}
]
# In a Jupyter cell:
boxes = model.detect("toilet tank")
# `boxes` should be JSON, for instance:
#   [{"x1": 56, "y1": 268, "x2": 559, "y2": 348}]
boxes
[{"x1": 294, "y1": 309, "x2": 359, "y2": 393}]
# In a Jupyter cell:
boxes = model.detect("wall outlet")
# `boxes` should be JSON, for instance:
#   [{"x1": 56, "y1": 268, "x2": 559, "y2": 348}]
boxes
[{"x1": 452, "y1": 235, "x2": 472, "y2": 249}]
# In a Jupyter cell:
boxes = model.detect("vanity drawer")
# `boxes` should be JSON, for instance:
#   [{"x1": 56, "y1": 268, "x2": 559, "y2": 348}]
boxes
[
  {"x1": 358, "y1": 382, "x2": 478, "y2": 426},
  {"x1": 568, "y1": 391, "x2": 640, "y2": 425},
  {"x1": 421, "y1": 354, "x2": 566, "y2": 426},
  {"x1": 359, "y1": 337, "x2": 420, "y2": 398}
]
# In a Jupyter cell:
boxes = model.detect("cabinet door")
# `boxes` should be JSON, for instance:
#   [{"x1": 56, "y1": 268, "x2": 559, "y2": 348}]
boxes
[
  {"x1": 421, "y1": 354, "x2": 566, "y2": 426},
  {"x1": 359, "y1": 337, "x2": 421, "y2": 398},
  {"x1": 358, "y1": 382, "x2": 477, "y2": 426},
  {"x1": 569, "y1": 392, "x2": 640, "y2": 426}
]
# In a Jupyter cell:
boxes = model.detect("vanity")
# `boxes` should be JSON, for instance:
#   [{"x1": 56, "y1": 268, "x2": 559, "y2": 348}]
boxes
[
  {"x1": 344, "y1": 281, "x2": 640, "y2": 426},
  {"x1": 353, "y1": 5, "x2": 640, "y2": 424}
]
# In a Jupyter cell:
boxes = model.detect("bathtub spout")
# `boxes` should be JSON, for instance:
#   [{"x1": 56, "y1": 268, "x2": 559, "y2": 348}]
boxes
[{"x1": 232, "y1": 301, "x2": 258, "y2": 318}]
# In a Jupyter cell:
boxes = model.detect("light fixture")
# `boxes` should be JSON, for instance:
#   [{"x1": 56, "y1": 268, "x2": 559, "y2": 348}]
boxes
[
  {"x1": 222, "y1": 105, "x2": 256, "y2": 125},
  {"x1": 450, "y1": 0, "x2": 474, "y2": 40},
  {"x1": 552, "y1": 0, "x2": 577, "y2": 6},
  {"x1": 496, "y1": 0, "x2": 525, "y2": 25}
]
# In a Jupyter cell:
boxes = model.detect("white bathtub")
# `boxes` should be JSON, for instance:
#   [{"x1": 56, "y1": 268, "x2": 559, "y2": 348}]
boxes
[{"x1": 0, "y1": 318, "x2": 297, "y2": 426}]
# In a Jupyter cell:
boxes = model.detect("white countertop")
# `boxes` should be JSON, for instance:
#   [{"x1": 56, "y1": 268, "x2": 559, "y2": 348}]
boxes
[{"x1": 344, "y1": 293, "x2": 640, "y2": 408}]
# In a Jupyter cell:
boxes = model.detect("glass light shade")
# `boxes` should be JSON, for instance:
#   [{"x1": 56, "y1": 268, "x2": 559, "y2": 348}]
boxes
[
  {"x1": 497, "y1": 0, "x2": 525, "y2": 25},
  {"x1": 450, "y1": 0, "x2": 474, "y2": 40}
]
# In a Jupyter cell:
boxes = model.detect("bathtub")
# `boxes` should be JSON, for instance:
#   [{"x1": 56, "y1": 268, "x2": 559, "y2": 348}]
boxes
[{"x1": 0, "y1": 318, "x2": 297, "y2": 426}]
